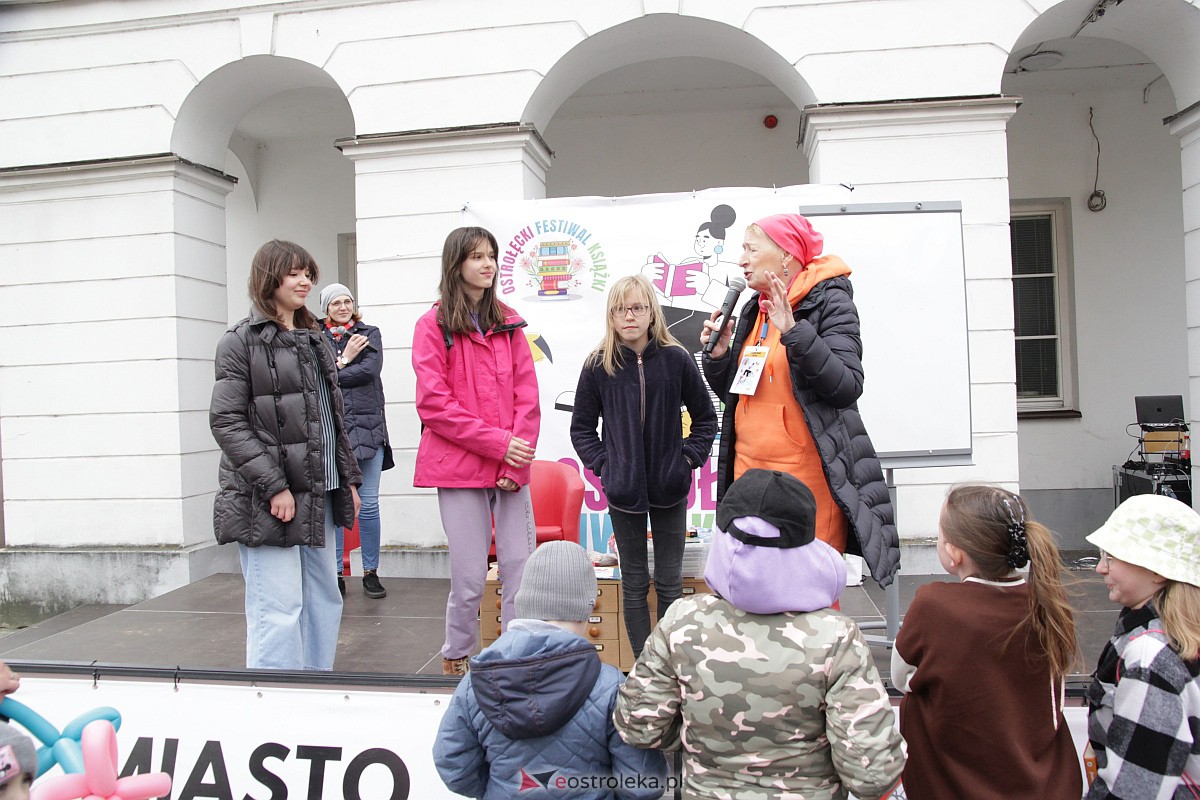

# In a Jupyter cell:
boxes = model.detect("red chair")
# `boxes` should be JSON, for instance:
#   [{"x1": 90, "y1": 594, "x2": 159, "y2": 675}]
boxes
[{"x1": 489, "y1": 459, "x2": 585, "y2": 561}]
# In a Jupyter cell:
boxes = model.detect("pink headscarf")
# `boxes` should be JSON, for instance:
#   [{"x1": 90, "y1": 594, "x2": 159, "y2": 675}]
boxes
[{"x1": 756, "y1": 214, "x2": 825, "y2": 265}]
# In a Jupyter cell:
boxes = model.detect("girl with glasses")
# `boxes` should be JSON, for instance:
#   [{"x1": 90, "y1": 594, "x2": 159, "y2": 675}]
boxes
[{"x1": 570, "y1": 275, "x2": 718, "y2": 657}]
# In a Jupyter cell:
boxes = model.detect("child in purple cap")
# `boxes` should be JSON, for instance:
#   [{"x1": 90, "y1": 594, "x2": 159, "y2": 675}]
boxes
[{"x1": 615, "y1": 469, "x2": 905, "y2": 800}]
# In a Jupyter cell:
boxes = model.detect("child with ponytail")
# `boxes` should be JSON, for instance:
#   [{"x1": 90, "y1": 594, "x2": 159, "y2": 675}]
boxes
[{"x1": 892, "y1": 484, "x2": 1081, "y2": 799}]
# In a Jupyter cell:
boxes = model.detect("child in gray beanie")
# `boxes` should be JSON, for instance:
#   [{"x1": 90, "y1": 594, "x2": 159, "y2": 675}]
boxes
[
  {"x1": 0, "y1": 722, "x2": 36, "y2": 800},
  {"x1": 434, "y1": 541, "x2": 668, "y2": 799}
]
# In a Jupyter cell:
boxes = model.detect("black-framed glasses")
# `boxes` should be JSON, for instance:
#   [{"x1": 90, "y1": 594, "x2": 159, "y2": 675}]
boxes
[{"x1": 611, "y1": 304, "x2": 650, "y2": 318}]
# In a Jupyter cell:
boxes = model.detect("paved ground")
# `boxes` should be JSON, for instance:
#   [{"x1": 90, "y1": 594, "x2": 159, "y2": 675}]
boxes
[{"x1": 0, "y1": 554, "x2": 1117, "y2": 688}]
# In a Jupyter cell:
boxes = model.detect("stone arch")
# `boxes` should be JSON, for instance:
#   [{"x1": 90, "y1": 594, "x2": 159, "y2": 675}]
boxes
[
  {"x1": 1000, "y1": 0, "x2": 1198, "y2": 533},
  {"x1": 172, "y1": 55, "x2": 354, "y2": 171},
  {"x1": 171, "y1": 55, "x2": 356, "y2": 324},
  {"x1": 1006, "y1": 0, "x2": 1200, "y2": 112},
  {"x1": 524, "y1": 14, "x2": 815, "y2": 197},
  {"x1": 522, "y1": 14, "x2": 813, "y2": 133}
]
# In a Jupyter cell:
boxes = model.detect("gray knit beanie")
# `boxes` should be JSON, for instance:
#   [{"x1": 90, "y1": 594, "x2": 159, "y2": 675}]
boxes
[
  {"x1": 0, "y1": 722, "x2": 36, "y2": 786},
  {"x1": 319, "y1": 283, "x2": 354, "y2": 315},
  {"x1": 514, "y1": 541, "x2": 597, "y2": 622}
]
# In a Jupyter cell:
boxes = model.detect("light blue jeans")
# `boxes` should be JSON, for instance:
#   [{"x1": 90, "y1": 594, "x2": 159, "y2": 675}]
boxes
[
  {"x1": 238, "y1": 496, "x2": 343, "y2": 670},
  {"x1": 335, "y1": 447, "x2": 384, "y2": 572}
]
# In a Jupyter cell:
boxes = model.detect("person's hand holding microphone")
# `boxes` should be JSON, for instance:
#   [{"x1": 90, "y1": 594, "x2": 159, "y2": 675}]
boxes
[{"x1": 700, "y1": 276, "x2": 747, "y2": 359}]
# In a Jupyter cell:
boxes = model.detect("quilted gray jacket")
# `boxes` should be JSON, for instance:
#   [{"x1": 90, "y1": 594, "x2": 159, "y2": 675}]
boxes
[
  {"x1": 703, "y1": 276, "x2": 900, "y2": 586},
  {"x1": 210, "y1": 310, "x2": 361, "y2": 548}
]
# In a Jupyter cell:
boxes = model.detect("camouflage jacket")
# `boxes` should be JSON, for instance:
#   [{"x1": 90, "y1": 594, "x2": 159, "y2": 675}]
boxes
[{"x1": 614, "y1": 594, "x2": 905, "y2": 800}]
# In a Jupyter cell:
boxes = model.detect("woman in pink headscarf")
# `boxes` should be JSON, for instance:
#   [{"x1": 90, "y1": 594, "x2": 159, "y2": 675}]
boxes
[{"x1": 700, "y1": 214, "x2": 900, "y2": 587}]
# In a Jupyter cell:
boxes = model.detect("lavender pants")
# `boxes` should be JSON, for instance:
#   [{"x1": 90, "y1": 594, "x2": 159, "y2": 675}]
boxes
[{"x1": 437, "y1": 485, "x2": 536, "y2": 660}]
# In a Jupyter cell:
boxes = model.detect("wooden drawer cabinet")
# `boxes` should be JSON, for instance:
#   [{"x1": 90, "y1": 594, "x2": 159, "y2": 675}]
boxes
[{"x1": 480, "y1": 569, "x2": 712, "y2": 672}]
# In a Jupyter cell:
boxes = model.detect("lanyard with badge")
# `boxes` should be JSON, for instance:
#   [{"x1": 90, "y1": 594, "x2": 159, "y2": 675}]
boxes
[{"x1": 731, "y1": 317, "x2": 771, "y2": 395}]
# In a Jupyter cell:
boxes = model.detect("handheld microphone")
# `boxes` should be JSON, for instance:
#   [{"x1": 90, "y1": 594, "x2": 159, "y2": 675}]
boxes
[{"x1": 704, "y1": 276, "x2": 747, "y2": 355}]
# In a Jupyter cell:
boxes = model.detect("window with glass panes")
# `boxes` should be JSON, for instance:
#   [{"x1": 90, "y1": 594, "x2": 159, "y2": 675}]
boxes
[{"x1": 1010, "y1": 213, "x2": 1061, "y2": 403}]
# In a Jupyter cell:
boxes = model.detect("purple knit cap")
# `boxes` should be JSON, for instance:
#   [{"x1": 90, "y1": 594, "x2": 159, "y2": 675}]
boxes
[
  {"x1": 704, "y1": 515, "x2": 846, "y2": 614},
  {"x1": 755, "y1": 214, "x2": 825, "y2": 265}
]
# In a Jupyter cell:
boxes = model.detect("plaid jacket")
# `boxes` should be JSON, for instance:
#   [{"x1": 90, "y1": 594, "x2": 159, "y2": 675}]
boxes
[{"x1": 1086, "y1": 603, "x2": 1200, "y2": 799}]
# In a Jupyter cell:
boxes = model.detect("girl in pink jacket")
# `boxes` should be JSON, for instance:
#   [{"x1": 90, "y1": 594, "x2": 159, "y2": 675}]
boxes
[{"x1": 413, "y1": 226, "x2": 541, "y2": 676}]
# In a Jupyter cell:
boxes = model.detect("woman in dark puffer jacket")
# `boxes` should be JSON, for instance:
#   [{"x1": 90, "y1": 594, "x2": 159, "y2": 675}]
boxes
[
  {"x1": 700, "y1": 214, "x2": 899, "y2": 588},
  {"x1": 210, "y1": 240, "x2": 361, "y2": 671},
  {"x1": 571, "y1": 274, "x2": 718, "y2": 658}
]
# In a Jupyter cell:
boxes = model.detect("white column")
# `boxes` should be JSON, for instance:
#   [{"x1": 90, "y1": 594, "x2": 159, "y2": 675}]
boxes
[
  {"x1": 1168, "y1": 104, "x2": 1200, "y2": 505},
  {"x1": 0, "y1": 156, "x2": 236, "y2": 614},
  {"x1": 337, "y1": 124, "x2": 552, "y2": 576},
  {"x1": 802, "y1": 97, "x2": 1020, "y2": 563}
]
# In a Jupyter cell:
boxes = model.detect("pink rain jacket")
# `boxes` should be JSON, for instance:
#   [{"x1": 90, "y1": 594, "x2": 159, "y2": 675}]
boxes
[{"x1": 412, "y1": 303, "x2": 541, "y2": 488}]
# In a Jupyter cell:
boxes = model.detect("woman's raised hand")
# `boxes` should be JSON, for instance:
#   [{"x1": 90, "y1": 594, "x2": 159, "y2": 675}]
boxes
[
  {"x1": 760, "y1": 272, "x2": 795, "y2": 335},
  {"x1": 504, "y1": 436, "x2": 534, "y2": 468}
]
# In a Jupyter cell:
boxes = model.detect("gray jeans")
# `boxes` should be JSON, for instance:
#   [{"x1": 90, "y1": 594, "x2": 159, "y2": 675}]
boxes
[{"x1": 610, "y1": 499, "x2": 687, "y2": 658}]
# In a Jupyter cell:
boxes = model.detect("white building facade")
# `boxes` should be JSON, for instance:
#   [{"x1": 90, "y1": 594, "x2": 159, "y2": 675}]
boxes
[{"x1": 1, "y1": 0, "x2": 1198, "y2": 619}]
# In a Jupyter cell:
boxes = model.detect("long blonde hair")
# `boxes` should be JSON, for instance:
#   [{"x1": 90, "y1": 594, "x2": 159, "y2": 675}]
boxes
[
  {"x1": 589, "y1": 275, "x2": 683, "y2": 376},
  {"x1": 1155, "y1": 581, "x2": 1200, "y2": 661},
  {"x1": 941, "y1": 484, "x2": 1079, "y2": 678}
]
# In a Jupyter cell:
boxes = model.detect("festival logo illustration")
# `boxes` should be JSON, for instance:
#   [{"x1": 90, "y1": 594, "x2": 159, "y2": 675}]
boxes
[{"x1": 498, "y1": 218, "x2": 608, "y2": 301}]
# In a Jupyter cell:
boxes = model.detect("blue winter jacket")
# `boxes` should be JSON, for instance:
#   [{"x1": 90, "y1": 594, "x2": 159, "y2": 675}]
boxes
[{"x1": 433, "y1": 620, "x2": 668, "y2": 799}]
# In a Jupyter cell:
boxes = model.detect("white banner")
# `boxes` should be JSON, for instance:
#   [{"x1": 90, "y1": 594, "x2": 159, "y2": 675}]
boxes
[
  {"x1": 7, "y1": 675, "x2": 460, "y2": 800},
  {"x1": 6, "y1": 672, "x2": 1093, "y2": 798},
  {"x1": 463, "y1": 186, "x2": 971, "y2": 552}
]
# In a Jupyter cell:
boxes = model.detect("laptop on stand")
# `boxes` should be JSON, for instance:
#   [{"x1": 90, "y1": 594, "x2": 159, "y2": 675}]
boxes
[{"x1": 1134, "y1": 395, "x2": 1187, "y2": 431}]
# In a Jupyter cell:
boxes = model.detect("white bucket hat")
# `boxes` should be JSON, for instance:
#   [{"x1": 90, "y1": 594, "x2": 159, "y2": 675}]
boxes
[{"x1": 1086, "y1": 493, "x2": 1200, "y2": 587}]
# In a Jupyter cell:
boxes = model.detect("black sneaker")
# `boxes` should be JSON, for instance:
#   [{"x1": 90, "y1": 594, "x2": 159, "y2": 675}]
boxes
[
  {"x1": 362, "y1": 570, "x2": 387, "y2": 599},
  {"x1": 337, "y1": 576, "x2": 346, "y2": 596}
]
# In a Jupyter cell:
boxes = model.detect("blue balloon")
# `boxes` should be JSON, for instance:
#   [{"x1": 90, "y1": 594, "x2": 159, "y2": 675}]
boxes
[{"x1": 0, "y1": 696, "x2": 122, "y2": 777}]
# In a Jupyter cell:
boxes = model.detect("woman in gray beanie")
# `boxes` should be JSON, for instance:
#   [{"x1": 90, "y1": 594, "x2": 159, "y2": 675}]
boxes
[
  {"x1": 319, "y1": 282, "x2": 394, "y2": 600},
  {"x1": 0, "y1": 722, "x2": 36, "y2": 800},
  {"x1": 433, "y1": 541, "x2": 668, "y2": 799}
]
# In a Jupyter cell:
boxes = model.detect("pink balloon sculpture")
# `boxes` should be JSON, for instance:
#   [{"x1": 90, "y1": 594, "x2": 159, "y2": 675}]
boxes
[{"x1": 31, "y1": 720, "x2": 170, "y2": 800}]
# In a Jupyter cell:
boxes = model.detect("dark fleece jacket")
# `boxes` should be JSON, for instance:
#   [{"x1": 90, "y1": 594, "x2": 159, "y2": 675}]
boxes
[{"x1": 570, "y1": 340, "x2": 718, "y2": 513}]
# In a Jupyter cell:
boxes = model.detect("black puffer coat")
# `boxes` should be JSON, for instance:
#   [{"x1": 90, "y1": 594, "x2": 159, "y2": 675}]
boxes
[
  {"x1": 210, "y1": 310, "x2": 362, "y2": 548},
  {"x1": 571, "y1": 340, "x2": 718, "y2": 513},
  {"x1": 703, "y1": 276, "x2": 900, "y2": 586},
  {"x1": 322, "y1": 319, "x2": 394, "y2": 469}
]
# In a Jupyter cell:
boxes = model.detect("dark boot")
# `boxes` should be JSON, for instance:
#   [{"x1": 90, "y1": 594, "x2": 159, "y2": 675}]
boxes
[
  {"x1": 362, "y1": 570, "x2": 387, "y2": 599},
  {"x1": 337, "y1": 576, "x2": 346, "y2": 596}
]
